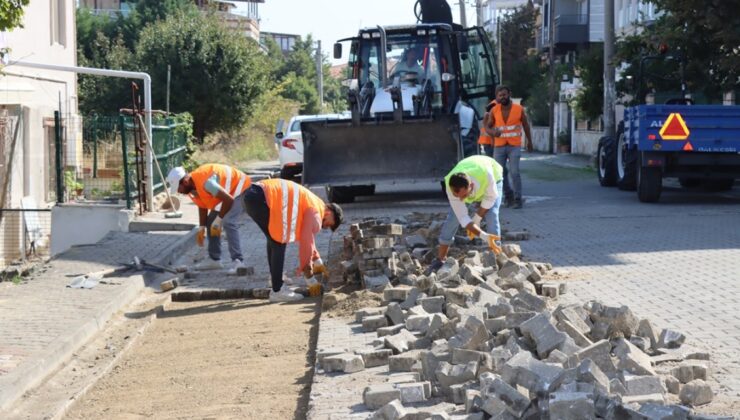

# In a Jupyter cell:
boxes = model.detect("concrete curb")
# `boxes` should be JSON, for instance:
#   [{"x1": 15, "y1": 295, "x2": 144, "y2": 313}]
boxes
[{"x1": 0, "y1": 227, "x2": 198, "y2": 413}]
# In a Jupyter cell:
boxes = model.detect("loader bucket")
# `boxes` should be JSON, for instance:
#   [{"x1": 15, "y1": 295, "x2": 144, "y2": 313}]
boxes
[{"x1": 301, "y1": 114, "x2": 461, "y2": 186}]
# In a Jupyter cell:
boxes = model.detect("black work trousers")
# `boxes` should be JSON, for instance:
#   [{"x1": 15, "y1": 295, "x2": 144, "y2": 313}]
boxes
[{"x1": 243, "y1": 184, "x2": 286, "y2": 292}]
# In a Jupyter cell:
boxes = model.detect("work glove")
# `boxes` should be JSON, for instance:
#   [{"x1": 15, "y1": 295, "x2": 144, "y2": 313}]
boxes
[
  {"x1": 313, "y1": 258, "x2": 329, "y2": 276},
  {"x1": 472, "y1": 214, "x2": 482, "y2": 226},
  {"x1": 479, "y1": 231, "x2": 502, "y2": 255},
  {"x1": 210, "y1": 216, "x2": 223, "y2": 237},
  {"x1": 424, "y1": 258, "x2": 444, "y2": 275},
  {"x1": 196, "y1": 226, "x2": 206, "y2": 247}
]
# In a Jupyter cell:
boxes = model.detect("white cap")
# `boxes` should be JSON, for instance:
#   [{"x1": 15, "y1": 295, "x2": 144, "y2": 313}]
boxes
[{"x1": 167, "y1": 166, "x2": 187, "y2": 194}]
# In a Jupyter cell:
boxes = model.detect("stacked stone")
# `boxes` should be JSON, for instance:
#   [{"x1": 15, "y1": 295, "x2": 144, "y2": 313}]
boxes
[
  {"x1": 342, "y1": 221, "x2": 428, "y2": 292},
  {"x1": 320, "y1": 244, "x2": 718, "y2": 419}
]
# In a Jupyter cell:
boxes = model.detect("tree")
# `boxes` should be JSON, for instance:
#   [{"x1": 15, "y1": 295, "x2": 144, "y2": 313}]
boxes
[
  {"x1": 498, "y1": 1, "x2": 539, "y2": 101},
  {"x1": 615, "y1": 0, "x2": 740, "y2": 103},
  {"x1": 0, "y1": 0, "x2": 29, "y2": 32},
  {"x1": 573, "y1": 44, "x2": 603, "y2": 120},
  {"x1": 136, "y1": 12, "x2": 269, "y2": 140}
]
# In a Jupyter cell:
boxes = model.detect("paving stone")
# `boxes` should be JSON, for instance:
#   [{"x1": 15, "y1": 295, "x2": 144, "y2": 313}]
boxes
[
  {"x1": 406, "y1": 314, "x2": 432, "y2": 333},
  {"x1": 356, "y1": 348, "x2": 393, "y2": 368},
  {"x1": 419, "y1": 296, "x2": 445, "y2": 313},
  {"x1": 658, "y1": 329, "x2": 686, "y2": 349},
  {"x1": 371, "y1": 224, "x2": 404, "y2": 236},
  {"x1": 486, "y1": 302, "x2": 512, "y2": 318},
  {"x1": 621, "y1": 393, "x2": 665, "y2": 405},
  {"x1": 450, "y1": 381, "x2": 477, "y2": 404},
  {"x1": 567, "y1": 340, "x2": 617, "y2": 375},
  {"x1": 448, "y1": 316, "x2": 490, "y2": 351},
  {"x1": 510, "y1": 291, "x2": 547, "y2": 313},
  {"x1": 437, "y1": 258, "x2": 460, "y2": 282},
  {"x1": 558, "y1": 319, "x2": 594, "y2": 348},
  {"x1": 405, "y1": 234, "x2": 427, "y2": 249},
  {"x1": 501, "y1": 244, "x2": 522, "y2": 258},
  {"x1": 663, "y1": 374, "x2": 680, "y2": 394},
  {"x1": 671, "y1": 361, "x2": 708, "y2": 384},
  {"x1": 501, "y1": 350, "x2": 565, "y2": 393},
  {"x1": 363, "y1": 384, "x2": 402, "y2": 410},
  {"x1": 637, "y1": 403, "x2": 690, "y2": 420},
  {"x1": 637, "y1": 318, "x2": 660, "y2": 350},
  {"x1": 363, "y1": 314, "x2": 390, "y2": 332},
  {"x1": 465, "y1": 389, "x2": 483, "y2": 414},
  {"x1": 385, "y1": 302, "x2": 406, "y2": 325},
  {"x1": 356, "y1": 306, "x2": 386, "y2": 323},
  {"x1": 554, "y1": 305, "x2": 592, "y2": 334},
  {"x1": 591, "y1": 304, "x2": 639, "y2": 339},
  {"x1": 548, "y1": 392, "x2": 595, "y2": 420},
  {"x1": 384, "y1": 286, "x2": 412, "y2": 302},
  {"x1": 323, "y1": 353, "x2": 365, "y2": 373},
  {"x1": 613, "y1": 338, "x2": 656, "y2": 376},
  {"x1": 435, "y1": 361, "x2": 478, "y2": 388},
  {"x1": 519, "y1": 313, "x2": 568, "y2": 358},
  {"x1": 541, "y1": 282, "x2": 559, "y2": 298},
  {"x1": 396, "y1": 381, "x2": 430, "y2": 403},
  {"x1": 427, "y1": 313, "x2": 454, "y2": 340},
  {"x1": 576, "y1": 359, "x2": 610, "y2": 395},
  {"x1": 389, "y1": 350, "x2": 424, "y2": 372},
  {"x1": 400, "y1": 287, "x2": 422, "y2": 310},
  {"x1": 629, "y1": 335, "x2": 650, "y2": 353},
  {"x1": 622, "y1": 373, "x2": 666, "y2": 396},
  {"x1": 679, "y1": 379, "x2": 713, "y2": 406},
  {"x1": 385, "y1": 329, "x2": 418, "y2": 354},
  {"x1": 378, "y1": 324, "x2": 406, "y2": 337},
  {"x1": 316, "y1": 348, "x2": 347, "y2": 364},
  {"x1": 364, "y1": 274, "x2": 391, "y2": 291},
  {"x1": 481, "y1": 377, "x2": 531, "y2": 417},
  {"x1": 364, "y1": 237, "x2": 395, "y2": 249},
  {"x1": 609, "y1": 377, "x2": 627, "y2": 395},
  {"x1": 504, "y1": 311, "x2": 536, "y2": 329}
]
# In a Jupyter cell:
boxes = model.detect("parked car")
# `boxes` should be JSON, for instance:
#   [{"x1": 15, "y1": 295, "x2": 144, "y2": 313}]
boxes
[{"x1": 275, "y1": 113, "x2": 349, "y2": 180}]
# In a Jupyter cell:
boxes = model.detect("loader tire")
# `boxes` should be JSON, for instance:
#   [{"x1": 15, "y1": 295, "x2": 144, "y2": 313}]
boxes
[
  {"x1": 616, "y1": 124, "x2": 637, "y2": 191},
  {"x1": 326, "y1": 186, "x2": 355, "y2": 204},
  {"x1": 637, "y1": 153, "x2": 662, "y2": 202},
  {"x1": 597, "y1": 136, "x2": 618, "y2": 187}
]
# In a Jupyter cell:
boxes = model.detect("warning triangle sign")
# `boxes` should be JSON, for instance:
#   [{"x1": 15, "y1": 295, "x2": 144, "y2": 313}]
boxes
[
  {"x1": 659, "y1": 113, "x2": 690, "y2": 140},
  {"x1": 683, "y1": 141, "x2": 693, "y2": 151}
]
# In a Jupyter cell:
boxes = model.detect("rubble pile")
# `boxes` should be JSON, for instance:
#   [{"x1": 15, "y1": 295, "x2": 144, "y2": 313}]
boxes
[{"x1": 321, "y1": 220, "x2": 719, "y2": 419}]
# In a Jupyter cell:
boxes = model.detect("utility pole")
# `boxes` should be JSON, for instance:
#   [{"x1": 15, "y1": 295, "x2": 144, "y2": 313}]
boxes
[
  {"x1": 547, "y1": 0, "x2": 556, "y2": 154},
  {"x1": 603, "y1": 0, "x2": 616, "y2": 139},
  {"x1": 315, "y1": 40, "x2": 324, "y2": 110},
  {"x1": 458, "y1": 0, "x2": 467, "y2": 27},
  {"x1": 166, "y1": 64, "x2": 171, "y2": 116}
]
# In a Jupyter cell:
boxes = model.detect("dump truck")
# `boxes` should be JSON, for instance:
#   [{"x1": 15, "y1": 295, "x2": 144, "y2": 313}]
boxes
[
  {"x1": 301, "y1": 0, "x2": 498, "y2": 203},
  {"x1": 597, "y1": 51, "x2": 740, "y2": 202}
]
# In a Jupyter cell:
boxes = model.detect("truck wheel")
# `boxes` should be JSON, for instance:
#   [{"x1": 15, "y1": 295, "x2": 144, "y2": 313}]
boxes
[
  {"x1": 616, "y1": 128, "x2": 637, "y2": 191},
  {"x1": 352, "y1": 185, "x2": 376, "y2": 196},
  {"x1": 679, "y1": 178, "x2": 702, "y2": 188},
  {"x1": 597, "y1": 136, "x2": 618, "y2": 187},
  {"x1": 703, "y1": 178, "x2": 735, "y2": 192},
  {"x1": 325, "y1": 186, "x2": 355, "y2": 204},
  {"x1": 637, "y1": 153, "x2": 662, "y2": 202}
]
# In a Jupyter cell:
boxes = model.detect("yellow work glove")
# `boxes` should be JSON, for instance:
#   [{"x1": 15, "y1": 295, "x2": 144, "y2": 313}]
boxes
[
  {"x1": 196, "y1": 226, "x2": 206, "y2": 247},
  {"x1": 210, "y1": 216, "x2": 223, "y2": 237},
  {"x1": 313, "y1": 259, "x2": 329, "y2": 277},
  {"x1": 479, "y1": 231, "x2": 502, "y2": 255}
]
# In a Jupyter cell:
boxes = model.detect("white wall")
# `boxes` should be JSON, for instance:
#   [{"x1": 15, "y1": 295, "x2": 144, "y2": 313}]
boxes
[{"x1": 50, "y1": 204, "x2": 133, "y2": 256}]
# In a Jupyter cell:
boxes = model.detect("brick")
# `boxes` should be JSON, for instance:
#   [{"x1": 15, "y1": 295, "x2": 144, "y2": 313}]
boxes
[
  {"x1": 418, "y1": 296, "x2": 445, "y2": 313},
  {"x1": 567, "y1": 339, "x2": 617, "y2": 375},
  {"x1": 396, "y1": 381, "x2": 429, "y2": 403},
  {"x1": 553, "y1": 305, "x2": 591, "y2": 335},
  {"x1": 363, "y1": 314, "x2": 389, "y2": 332},
  {"x1": 629, "y1": 335, "x2": 650, "y2": 352},
  {"x1": 658, "y1": 329, "x2": 686, "y2": 349},
  {"x1": 637, "y1": 318, "x2": 660, "y2": 350},
  {"x1": 399, "y1": 287, "x2": 422, "y2": 310},
  {"x1": 405, "y1": 314, "x2": 431, "y2": 333},
  {"x1": 613, "y1": 338, "x2": 656, "y2": 376},
  {"x1": 448, "y1": 316, "x2": 490, "y2": 350},
  {"x1": 426, "y1": 313, "x2": 455, "y2": 341},
  {"x1": 385, "y1": 302, "x2": 406, "y2": 325},
  {"x1": 385, "y1": 329, "x2": 417, "y2": 354},
  {"x1": 501, "y1": 350, "x2": 565, "y2": 393},
  {"x1": 576, "y1": 359, "x2": 610, "y2": 395},
  {"x1": 591, "y1": 304, "x2": 639, "y2": 338},
  {"x1": 363, "y1": 236, "x2": 395, "y2": 249},
  {"x1": 323, "y1": 353, "x2": 365, "y2": 373},
  {"x1": 548, "y1": 392, "x2": 595, "y2": 420},
  {"x1": 436, "y1": 257, "x2": 459, "y2": 282},
  {"x1": 484, "y1": 317, "x2": 507, "y2": 334},
  {"x1": 671, "y1": 361, "x2": 708, "y2": 384},
  {"x1": 609, "y1": 378, "x2": 627, "y2": 395},
  {"x1": 519, "y1": 313, "x2": 567, "y2": 358},
  {"x1": 449, "y1": 380, "x2": 477, "y2": 404},
  {"x1": 504, "y1": 311, "x2": 536, "y2": 329},
  {"x1": 316, "y1": 348, "x2": 346, "y2": 364},
  {"x1": 486, "y1": 302, "x2": 512, "y2": 318},
  {"x1": 679, "y1": 379, "x2": 713, "y2": 406},
  {"x1": 465, "y1": 389, "x2": 483, "y2": 414},
  {"x1": 389, "y1": 350, "x2": 423, "y2": 372},
  {"x1": 622, "y1": 372, "x2": 665, "y2": 396},
  {"x1": 363, "y1": 274, "x2": 390, "y2": 291},
  {"x1": 510, "y1": 291, "x2": 547, "y2": 313},
  {"x1": 481, "y1": 377, "x2": 530, "y2": 417},
  {"x1": 356, "y1": 348, "x2": 392, "y2": 368},
  {"x1": 378, "y1": 324, "x2": 406, "y2": 337},
  {"x1": 664, "y1": 375, "x2": 680, "y2": 394},
  {"x1": 435, "y1": 361, "x2": 478, "y2": 388}
]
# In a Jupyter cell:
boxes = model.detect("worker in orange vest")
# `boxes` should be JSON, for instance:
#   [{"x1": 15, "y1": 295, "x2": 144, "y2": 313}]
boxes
[
  {"x1": 477, "y1": 99, "x2": 498, "y2": 157},
  {"x1": 483, "y1": 85, "x2": 533, "y2": 209},
  {"x1": 242, "y1": 179, "x2": 343, "y2": 302},
  {"x1": 167, "y1": 164, "x2": 251, "y2": 272}
]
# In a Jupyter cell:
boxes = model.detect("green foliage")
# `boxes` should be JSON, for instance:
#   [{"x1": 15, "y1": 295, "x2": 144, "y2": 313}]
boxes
[
  {"x1": 499, "y1": 1, "x2": 539, "y2": 101},
  {"x1": 615, "y1": 0, "x2": 740, "y2": 103},
  {"x1": 573, "y1": 45, "x2": 604, "y2": 120},
  {"x1": 557, "y1": 131, "x2": 569, "y2": 146},
  {"x1": 0, "y1": 0, "x2": 29, "y2": 32},
  {"x1": 523, "y1": 71, "x2": 550, "y2": 126},
  {"x1": 11, "y1": 274, "x2": 22, "y2": 285},
  {"x1": 64, "y1": 170, "x2": 83, "y2": 192}
]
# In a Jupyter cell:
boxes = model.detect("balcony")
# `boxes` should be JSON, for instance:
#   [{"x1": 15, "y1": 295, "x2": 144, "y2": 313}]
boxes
[{"x1": 554, "y1": 14, "x2": 588, "y2": 44}]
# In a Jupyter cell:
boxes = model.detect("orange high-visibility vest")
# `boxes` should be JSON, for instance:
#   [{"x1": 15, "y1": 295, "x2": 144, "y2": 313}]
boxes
[
  {"x1": 492, "y1": 103, "x2": 524, "y2": 147},
  {"x1": 259, "y1": 178, "x2": 327, "y2": 244},
  {"x1": 189, "y1": 164, "x2": 251, "y2": 210},
  {"x1": 477, "y1": 100, "x2": 498, "y2": 145}
]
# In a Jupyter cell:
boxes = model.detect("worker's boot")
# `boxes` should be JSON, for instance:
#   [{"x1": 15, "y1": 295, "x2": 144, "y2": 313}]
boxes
[
  {"x1": 194, "y1": 258, "x2": 223, "y2": 271},
  {"x1": 269, "y1": 285, "x2": 304, "y2": 302},
  {"x1": 512, "y1": 198, "x2": 523, "y2": 209},
  {"x1": 503, "y1": 195, "x2": 514, "y2": 208}
]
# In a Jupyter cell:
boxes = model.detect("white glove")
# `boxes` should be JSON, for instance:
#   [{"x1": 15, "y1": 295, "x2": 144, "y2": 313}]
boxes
[
  {"x1": 315, "y1": 258, "x2": 324, "y2": 266},
  {"x1": 210, "y1": 216, "x2": 223, "y2": 237},
  {"x1": 479, "y1": 231, "x2": 490, "y2": 241},
  {"x1": 472, "y1": 214, "x2": 482, "y2": 226}
]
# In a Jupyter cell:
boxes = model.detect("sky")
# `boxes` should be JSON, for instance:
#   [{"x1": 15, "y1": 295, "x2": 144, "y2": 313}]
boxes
[{"x1": 236, "y1": 0, "x2": 482, "y2": 64}]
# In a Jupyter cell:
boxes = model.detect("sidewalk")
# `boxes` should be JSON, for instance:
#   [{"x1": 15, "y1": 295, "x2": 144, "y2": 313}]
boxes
[
  {"x1": 0, "y1": 228, "x2": 196, "y2": 413},
  {"x1": 524, "y1": 151, "x2": 595, "y2": 170}
]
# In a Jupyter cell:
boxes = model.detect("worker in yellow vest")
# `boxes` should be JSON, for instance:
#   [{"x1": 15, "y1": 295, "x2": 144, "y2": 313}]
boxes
[
  {"x1": 242, "y1": 179, "x2": 343, "y2": 302},
  {"x1": 167, "y1": 164, "x2": 251, "y2": 272},
  {"x1": 484, "y1": 85, "x2": 533, "y2": 209},
  {"x1": 427, "y1": 155, "x2": 504, "y2": 273}
]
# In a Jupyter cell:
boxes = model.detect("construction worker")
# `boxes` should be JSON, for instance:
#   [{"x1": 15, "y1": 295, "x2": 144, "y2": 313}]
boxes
[
  {"x1": 242, "y1": 178, "x2": 343, "y2": 302},
  {"x1": 484, "y1": 85, "x2": 533, "y2": 209},
  {"x1": 428, "y1": 155, "x2": 504, "y2": 272},
  {"x1": 167, "y1": 164, "x2": 251, "y2": 272},
  {"x1": 478, "y1": 99, "x2": 498, "y2": 157}
]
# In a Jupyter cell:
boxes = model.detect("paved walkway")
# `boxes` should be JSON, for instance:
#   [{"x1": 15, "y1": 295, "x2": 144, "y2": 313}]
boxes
[{"x1": 0, "y1": 229, "x2": 194, "y2": 413}]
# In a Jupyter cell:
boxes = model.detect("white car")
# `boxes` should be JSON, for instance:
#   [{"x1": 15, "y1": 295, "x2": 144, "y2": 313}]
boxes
[{"x1": 275, "y1": 113, "x2": 349, "y2": 180}]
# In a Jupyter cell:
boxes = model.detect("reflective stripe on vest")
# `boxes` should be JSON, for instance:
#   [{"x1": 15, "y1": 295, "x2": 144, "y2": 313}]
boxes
[
  {"x1": 261, "y1": 179, "x2": 327, "y2": 244},
  {"x1": 444, "y1": 155, "x2": 503, "y2": 204},
  {"x1": 279, "y1": 179, "x2": 301, "y2": 243},
  {"x1": 189, "y1": 164, "x2": 251, "y2": 210},
  {"x1": 493, "y1": 104, "x2": 524, "y2": 147}
]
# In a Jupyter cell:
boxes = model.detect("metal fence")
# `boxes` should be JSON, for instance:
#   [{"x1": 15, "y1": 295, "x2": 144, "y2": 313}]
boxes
[
  {"x1": 57, "y1": 112, "x2": 189, "y2": 211},
  {"x1": 0, "y1": 209, "x2": 51, "y2": 269}
]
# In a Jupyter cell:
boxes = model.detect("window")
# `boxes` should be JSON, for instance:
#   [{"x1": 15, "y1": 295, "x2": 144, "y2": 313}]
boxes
[{"x1": 50, "y1": 0, "x2": 67, "y2": 47}]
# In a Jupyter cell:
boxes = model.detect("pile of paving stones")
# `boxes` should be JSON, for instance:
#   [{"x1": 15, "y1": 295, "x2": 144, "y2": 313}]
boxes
[{"x1": 320, "y1": 220, "x2": 721, "y2": 419}]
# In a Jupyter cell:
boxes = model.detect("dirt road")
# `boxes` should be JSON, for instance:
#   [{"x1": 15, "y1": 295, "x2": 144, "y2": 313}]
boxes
[{"x1": 65, "y1": 298, "x2": 320, "y2": 420}]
